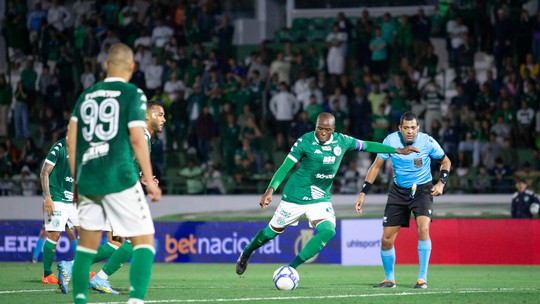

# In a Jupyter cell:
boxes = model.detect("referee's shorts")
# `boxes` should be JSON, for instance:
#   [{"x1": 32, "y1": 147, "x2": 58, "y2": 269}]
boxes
[{"x1": 383, "y1": 182, "x2": 433, "y2": 227}]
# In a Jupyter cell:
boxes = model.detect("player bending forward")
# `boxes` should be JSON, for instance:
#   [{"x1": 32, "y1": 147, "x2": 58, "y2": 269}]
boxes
[{"x1": 236, "y1": 112, "x2": 418, "y2": 275}]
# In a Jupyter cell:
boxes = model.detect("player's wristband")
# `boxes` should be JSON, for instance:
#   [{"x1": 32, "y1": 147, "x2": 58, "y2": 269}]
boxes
[
  {"x1": 439, "y1": 169, "x2": 449, "y2": 185},
  {"x1": 360, "y1": 182, "x2": 372, "y2": 194}
]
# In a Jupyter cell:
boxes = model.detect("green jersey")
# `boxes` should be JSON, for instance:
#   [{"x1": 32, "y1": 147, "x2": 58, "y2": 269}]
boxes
[
  {"x1": 71, "y1": 77, "x2": 147, "y2": 195},
  {"x1": 44, "y1": 138, "x2": 74, "y2": 203},
  {"x1": 283, "y1": 131, "x2": 360, "y2": 204},
  {"x1": 133, "y1": 128, "x2": 152, "y2": 175}
]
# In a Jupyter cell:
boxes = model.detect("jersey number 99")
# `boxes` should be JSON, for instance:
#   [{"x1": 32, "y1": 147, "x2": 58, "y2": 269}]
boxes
[{"x1": 81, "y1": 98, "x2": 119, "y2": 142}]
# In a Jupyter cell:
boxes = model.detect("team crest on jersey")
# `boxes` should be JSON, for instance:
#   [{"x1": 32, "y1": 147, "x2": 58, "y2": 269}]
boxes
[
  {"x1": 414, "y1": 158, "x2": 423, "y2": 167},
  {"x1": 333, "y1": 146, "x2": 342, "y2": 156}
]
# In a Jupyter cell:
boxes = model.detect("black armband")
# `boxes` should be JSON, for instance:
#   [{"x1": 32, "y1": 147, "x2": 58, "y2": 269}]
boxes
[
  {"x1": 439, "y1": 170, "x2": 449, "y2": 185},
  {"x1": 361, "y1": 182, "x2": 372, "y2": 194}
]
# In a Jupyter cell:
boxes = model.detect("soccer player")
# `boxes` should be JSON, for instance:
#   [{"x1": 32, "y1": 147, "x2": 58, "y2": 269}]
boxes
[
  {"x1": 235, "y1": 112, "x2": 418, "y2": 275},
  {"x1": 354, "y1": 111, "x2": 451, "y2": 289},
  {"x1": 67, "y1": 43, "x2": 161, "y2": 304},
  {"x1": 40, "y1": 138, "x2": 79, "y2": 284},
  {"x1": 88, "y1": 100, "x2": 166, "y2": 294},
  {"x1": 57, "y1": 101, "x2": 165, "y2": 295}
]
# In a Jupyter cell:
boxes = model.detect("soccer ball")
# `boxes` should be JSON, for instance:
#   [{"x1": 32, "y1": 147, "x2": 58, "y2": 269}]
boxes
[{"x1": 273, "y1": 266, "x2": 299, "y2": 290}]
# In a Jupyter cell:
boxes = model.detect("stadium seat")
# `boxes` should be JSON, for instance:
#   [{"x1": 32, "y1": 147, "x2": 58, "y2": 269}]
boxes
[{"x1": 292, "y1": 18, "x2": 310, "y2": 31}]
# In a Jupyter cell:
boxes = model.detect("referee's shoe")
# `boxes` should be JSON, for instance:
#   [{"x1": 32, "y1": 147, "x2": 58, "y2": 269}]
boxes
[
  {"x1": 414, "y1": 279, "x2": 427, "y2": 289},
  {"x1": 373, "y1": 280, "x2": 396, "y2": 288}
]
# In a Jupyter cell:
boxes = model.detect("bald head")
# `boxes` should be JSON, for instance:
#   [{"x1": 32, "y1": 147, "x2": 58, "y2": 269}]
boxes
[
  {"x1": 316, "y1": 112, "x2": 336, "y2": 127},
  {"x1": 105, "y1": 43, "x2": 135, "y2": 79}
]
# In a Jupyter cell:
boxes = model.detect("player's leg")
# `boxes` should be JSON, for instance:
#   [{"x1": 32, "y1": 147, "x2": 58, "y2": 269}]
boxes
[
  {"x1": 100, "y1": 239, "x2": 133, "y2": 278},
  {"x1": 92, "y1": 231, "x2": 120, "y2": 263},
  {"x1": 89, "y1": 238, "x2": 132, "y2": 295},
  {"x1": 129, "y1": 234, "x2": 155, "y2": 303},
  {"x1": 102, "y1": 183, "x2": 155, "y2": 303},
  {"x1": 415, "y1": 216, "x2": 431, "y2": 289},
  {"x1": 42, "y1": 201, "x2": 71, "y2": 284},
  {"x1": 236, "y1": 224, "x2": 281, "y2": 275},
  {"x1": 32, "y1": 226, "x2": 47, "y2": 263},
  {"x1": 57, "y1": 206, "x2": 81, "y2": 294},
  {"x1": 42, "y1": 230, "x2": 61, "y2": 283},
  {"x1": 237, "y1": 201, "x2": 303, "y2": 274},
  {"x1": 66, "y1": 226, "x2": 78, "y2": 254},
  {"x1": 289, "y1": 202, "x2": 336, "y2": 269},
  {"x1": 72, "y1": 196, "x2": 106, "y2": 304}
]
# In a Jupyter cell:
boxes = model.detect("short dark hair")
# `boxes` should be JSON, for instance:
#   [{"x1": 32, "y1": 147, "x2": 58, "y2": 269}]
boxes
[
  {"x1": 147, "y1": 100, "x2": 165, "y2": 111},
  {"x1": 399, "y1": 111, "x2": 418, "y2": 125}
]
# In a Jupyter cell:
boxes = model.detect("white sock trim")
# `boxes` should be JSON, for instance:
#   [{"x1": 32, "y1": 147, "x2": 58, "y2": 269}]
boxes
[
  {"x1": 96, "y1": 270, "x2": 108, "y2": 280},
  {"x1": 107, "y1": 242, "x2": 119, "y2": 250},
  {"x1": 45, "y1": 238, "x2": 57, "y2": 245},
  {"x1": 133, "y1": 244, "x2": 156, "y2": 254},
  {"x1": 127, "y1": 298, "x2": 144, "y2": 304},
  {"x1": 77, "y1": 246, "x2": 98, "y2": 254}
]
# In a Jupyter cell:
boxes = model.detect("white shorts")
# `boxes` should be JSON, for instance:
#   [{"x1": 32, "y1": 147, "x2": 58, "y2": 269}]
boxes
[
  {"x1": 269, "y1": 201, "x2": 336, "y2": 229},
  {"x1": 78, "y1": 183, "x2": 155, "y2": 237},
  {"x1": 44, "y1": 201, "x2": 79, "y2": 232}
]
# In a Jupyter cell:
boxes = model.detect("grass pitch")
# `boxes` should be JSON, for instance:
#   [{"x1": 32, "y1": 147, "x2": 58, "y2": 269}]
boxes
[{"x1": 1, "y1": 262, "x2": 539, "y2": 303}]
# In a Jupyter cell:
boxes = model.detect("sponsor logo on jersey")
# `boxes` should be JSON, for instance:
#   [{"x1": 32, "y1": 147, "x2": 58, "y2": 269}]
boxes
[
  {"x1": 322, "y1": 146, "x2": 332, "y2": 151},
  {"x1": 334, "y1": 146, "x2": 342, "y2": 156},
  {"x1": 314, "y1": 149, "x2": 322, "y2": 154},
  {"x1": 315, "y1": 173, "x2": 334, "y2": 179},
  {"x1": 65, "y1": 176, "x2": 74, "y2": 183},
  {"x1": 414, "y1": 158, "x2": 423, "y2": 168},
  {"x1": 82, "y1": 142, "x2": 110, "y2": 163},
  {"x1": 310, "y1": 185, "x2": 325, "y2": 199},
  {"x1": 323, "y1": 156, "x2": 336, "y2": 164}
]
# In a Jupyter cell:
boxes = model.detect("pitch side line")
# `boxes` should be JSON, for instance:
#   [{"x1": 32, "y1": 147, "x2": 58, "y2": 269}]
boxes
[
  {"x1": 87, "y1": 288, "x2": 540, "y2": 304},
  {"x1": 0, "y1": 289, "x2": 55, "y2": 294}
]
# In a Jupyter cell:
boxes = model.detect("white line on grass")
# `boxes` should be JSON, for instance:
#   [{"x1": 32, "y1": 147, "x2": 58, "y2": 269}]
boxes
[
  {"x1": 0, "y1": 289, "x2": 55, "y2": 294},
  {"x1": 88, "y1": 288, "x2": 540, "y2": 304}
]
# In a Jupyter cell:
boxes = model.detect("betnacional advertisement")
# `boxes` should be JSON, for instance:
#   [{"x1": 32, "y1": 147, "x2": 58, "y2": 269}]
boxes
[
  {"x1": 1, "y1": 219, "x2": 539, "y2": 264},
  {"x1": 156, "y1": 221, "x2": 342, "y2": 264},
  {"x1": 341, "y1": 219, "x2": 383, "y2": 265}
]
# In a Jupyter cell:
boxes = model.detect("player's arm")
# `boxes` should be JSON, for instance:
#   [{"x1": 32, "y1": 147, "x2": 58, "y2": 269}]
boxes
[
  {"x1": 432, "y1": 154, "x2": 451, "y2": 196},
  {"x1": 66, "y1": 119, "x2": 78, "y2": 202},
  {"x1": 40, "y1": 162, "x2": 55, "y2": 216},
  {"x1": 360, "y1": 140, "x2": 419, "y2": 154},
  {"x1": 130, "y1": 126, "x2": 162, "y2": 202},
  {"x1": 354, "y1": 156, "x2": 385, "y2": 214},
  {"x1": 67, "y1": 120, "x2": 78, "y2": 177},
  {"x1": 259, "y1": 156, "x2": 296, "y2": 209}
]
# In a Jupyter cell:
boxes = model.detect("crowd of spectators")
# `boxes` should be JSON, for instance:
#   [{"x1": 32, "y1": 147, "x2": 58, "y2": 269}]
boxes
[{"x1": 1, "y1": 0, "x2": 540, "y2": 196}]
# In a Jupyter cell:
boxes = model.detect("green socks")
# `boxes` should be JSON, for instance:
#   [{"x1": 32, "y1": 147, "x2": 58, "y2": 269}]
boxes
[
  {"x1": 242, "y1": 226, "x2": 279, "y2": 258},
  {"x1": 43, "y1": 239, "x2": 56, "y2": 277},
  {"x1": 129, "y1": 245, "x2": 155, "y2": 301},
  {"x1": 92, "y1": 242, "x2": 118, "y2": 263},
  {"x1": 289, "y1": 221, "x2": 336, "y2": 269},
  {"x1": 103, "y1": 241, "x2": 133, "y2": 276},
  {"x1": 72, "y1": 246, "x2": 97, "y2": 304}
]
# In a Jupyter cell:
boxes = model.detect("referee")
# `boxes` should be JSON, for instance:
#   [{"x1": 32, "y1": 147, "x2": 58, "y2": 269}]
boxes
[{"x1": 355, "y1": 111, "x2": 451, "y2": 289}]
